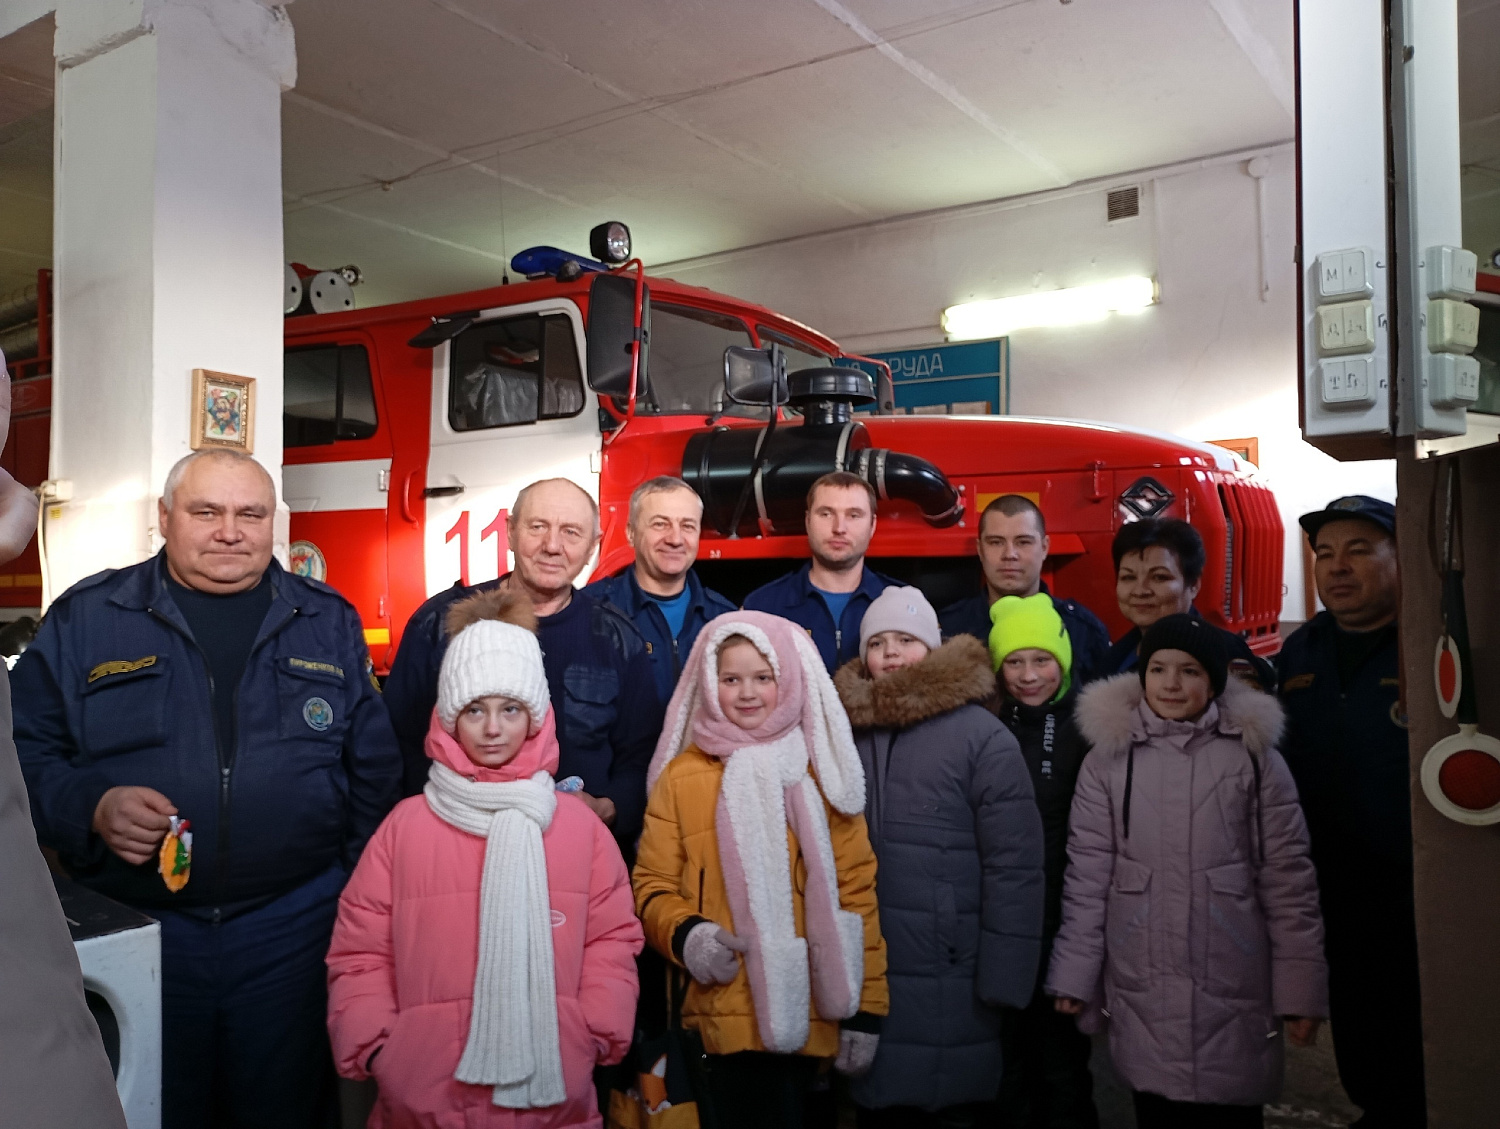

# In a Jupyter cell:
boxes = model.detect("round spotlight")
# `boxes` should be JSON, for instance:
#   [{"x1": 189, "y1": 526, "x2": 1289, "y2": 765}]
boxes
[{"x1": 590, "y1": 221, "x2": 632, "y2": 265}]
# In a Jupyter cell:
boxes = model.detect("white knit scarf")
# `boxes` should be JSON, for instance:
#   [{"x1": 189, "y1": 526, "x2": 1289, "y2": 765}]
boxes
[{"x1": 424, "y1": 761, "x2": 564, "y2": 1108}]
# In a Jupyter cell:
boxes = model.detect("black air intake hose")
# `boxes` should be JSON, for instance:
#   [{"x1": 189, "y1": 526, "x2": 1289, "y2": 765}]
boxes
[
  {"x1": 682, "y1": 422, "x2": 965, "y2": 537},
  {"x1": 847, "y1": 447, "x2": 964, "y2": 528}
]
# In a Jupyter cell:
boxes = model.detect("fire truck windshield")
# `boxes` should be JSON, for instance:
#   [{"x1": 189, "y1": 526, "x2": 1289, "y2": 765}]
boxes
[{"x1": 642, "y1": 303, "x2": 829, "y2": 416}]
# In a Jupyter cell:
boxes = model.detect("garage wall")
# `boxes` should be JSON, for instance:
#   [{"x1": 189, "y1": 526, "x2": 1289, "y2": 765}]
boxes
[{"x1": 653, "y1": 142, "x2": 1396, "y2": 623}]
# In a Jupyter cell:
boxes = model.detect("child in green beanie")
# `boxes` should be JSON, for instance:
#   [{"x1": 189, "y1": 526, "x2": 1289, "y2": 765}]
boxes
[{"x1": 990, "y1": 594, "x2": 1099, "y2": 1129}]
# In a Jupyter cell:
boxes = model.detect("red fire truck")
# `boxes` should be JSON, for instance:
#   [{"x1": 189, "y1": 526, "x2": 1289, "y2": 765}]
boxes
[{"x1": 0, "y1": 226, "x2": 1285, "y2": 670}]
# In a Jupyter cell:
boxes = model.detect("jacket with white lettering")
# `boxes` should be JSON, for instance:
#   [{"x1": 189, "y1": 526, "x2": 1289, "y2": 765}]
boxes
[{"x1": 13, "y1": 553, "x2": 402, "y2": 912}]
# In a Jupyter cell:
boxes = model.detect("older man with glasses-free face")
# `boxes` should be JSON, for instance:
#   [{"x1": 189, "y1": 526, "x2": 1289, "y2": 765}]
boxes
[
  {"x1": 1275, "y1": 496, "x2": 1424, "y2": 1129},
  {"x1": 384, "y1": 477, "x2": 662, "y2": 852},
  {"x1": 585, "y1": 477, "x2": 735, "y2": 706},
  {"x1": 14, "y1": 448, "x2": 402, "y2": 1129}
]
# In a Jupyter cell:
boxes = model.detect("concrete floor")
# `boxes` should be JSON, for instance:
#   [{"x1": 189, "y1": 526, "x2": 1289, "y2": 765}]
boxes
[{"x1": 1090, "y1": 1026, "x2": 1362, "y2": 1128}]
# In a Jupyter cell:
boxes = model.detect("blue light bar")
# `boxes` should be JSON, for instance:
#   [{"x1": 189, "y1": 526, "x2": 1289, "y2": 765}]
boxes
[{"x1": 509, "y1": 246, "x2": 608, "y2": 278}]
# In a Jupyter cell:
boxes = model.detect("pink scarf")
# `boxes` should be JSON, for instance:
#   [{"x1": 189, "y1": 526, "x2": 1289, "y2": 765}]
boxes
[{"x1": 648, "y1": 612, "x2": 867, "y2": 1053}]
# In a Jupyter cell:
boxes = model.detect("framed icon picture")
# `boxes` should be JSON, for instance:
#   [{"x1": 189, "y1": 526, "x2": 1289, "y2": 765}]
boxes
[{"x1": 191, "y1": 369, "x2": 256, "y2": 453}]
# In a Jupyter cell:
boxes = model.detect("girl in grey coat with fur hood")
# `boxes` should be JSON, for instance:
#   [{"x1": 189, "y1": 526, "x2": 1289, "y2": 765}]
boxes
[
  {"x1": 1046, "y1": 616, "x2": 1327, "y2": 1129},
  {"x1": 835, "y1": 587, "x2": 1045, "y2": 1128}
]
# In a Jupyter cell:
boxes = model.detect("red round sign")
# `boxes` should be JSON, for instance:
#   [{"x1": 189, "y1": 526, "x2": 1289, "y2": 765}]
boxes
[
  {"x1": 1437, "y1": 749, "x2": 1500, "y2": 812},
  {"x1": 1434, "y1": 636, "x2": 1463, "y2": 720}
]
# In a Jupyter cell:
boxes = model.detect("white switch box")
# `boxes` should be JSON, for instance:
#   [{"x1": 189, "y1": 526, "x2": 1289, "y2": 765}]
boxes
[
  {"x1": 1315, "y1": 247, "x2": 1376, "y2": 302},
  {"x1": 1316, "y1": 300, "x2": 1376, "y2": 354},
  {"x1": 1427, "y1": 298, "x2": 1480, "y2": 354},
  {"x1": 1427, "y1": 353, "x2": 1480, "y2": 409},
  {"x1": 1425, "y1": 246, "x2": 1478, "y2": 300},
  {"x1": 1319, "y1": 356, "x2": 1379, "y2": 408}
]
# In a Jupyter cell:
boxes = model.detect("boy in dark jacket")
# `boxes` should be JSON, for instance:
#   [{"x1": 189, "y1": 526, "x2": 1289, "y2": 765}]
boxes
[
  {"x1": 990, "y1": 594, "x2": 1099, "y2": 1129},
  {"x1": 835, "y1": 587, "x2": 1044, "y2": 1129}
]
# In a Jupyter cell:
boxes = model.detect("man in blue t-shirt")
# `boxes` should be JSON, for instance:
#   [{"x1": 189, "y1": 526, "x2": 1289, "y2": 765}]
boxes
[
  {"x1": 743, "y1": 471, "x2": 894, "y2": 671},
  {"x1": 586, "y1": 477, "x2": 735, "y2": 706}
]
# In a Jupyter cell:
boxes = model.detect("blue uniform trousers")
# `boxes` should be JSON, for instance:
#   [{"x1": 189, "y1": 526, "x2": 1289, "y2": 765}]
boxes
[{"x1": 157, "y1": 866, "x2": 344, "y2": 1129}]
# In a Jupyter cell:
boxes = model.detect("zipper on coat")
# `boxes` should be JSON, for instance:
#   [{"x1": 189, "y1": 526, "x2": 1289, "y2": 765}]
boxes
[{"x1": 698, "y1": 867, "x2": 705, "y2": 913}]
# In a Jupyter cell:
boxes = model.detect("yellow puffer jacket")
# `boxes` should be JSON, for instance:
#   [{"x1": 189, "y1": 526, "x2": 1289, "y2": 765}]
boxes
[{"x1": 633, "y1": 745, "x2": 889, "y2": 1057}]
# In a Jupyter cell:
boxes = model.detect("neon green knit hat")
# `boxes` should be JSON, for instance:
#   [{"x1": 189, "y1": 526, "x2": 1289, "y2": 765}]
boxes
[{"x1": 989, "y1": 593, "x2": 1073, "y2": 699}]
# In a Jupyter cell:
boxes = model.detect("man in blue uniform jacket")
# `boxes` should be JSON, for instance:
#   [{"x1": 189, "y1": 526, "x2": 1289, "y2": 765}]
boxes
[
  {"x1": 14, "y1": 450, "x2": 402, "y2": 1129},
  {"x1": 384, "y1": 478, "x2": 662, "y2": 854},
  {"x1": 743, "y1": 471, "x2": 895, "y2": 671},
  {"x1": 937, "y1": 493, "x2": 1111, "y2": 684},
  {"x1": 1277, "y1": 495, "x2": 1424, "y2": 1129},
  {"x1": 585, "y1": 476, "x2": 735, "y2": 706}
]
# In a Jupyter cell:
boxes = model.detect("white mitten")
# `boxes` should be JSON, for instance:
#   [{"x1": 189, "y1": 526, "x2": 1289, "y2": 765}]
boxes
[
  {"x1": 682, "y1": 922, "x2": 747, "y2": 986},
  {"x1": 834, "y1": 1029, "x2": 879, "y2": 1076}
]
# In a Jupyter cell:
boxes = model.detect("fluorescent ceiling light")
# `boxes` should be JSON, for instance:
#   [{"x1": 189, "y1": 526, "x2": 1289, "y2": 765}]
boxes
[{"x1": 942, "y1": 276, "x2": 1158, "y2": 340}]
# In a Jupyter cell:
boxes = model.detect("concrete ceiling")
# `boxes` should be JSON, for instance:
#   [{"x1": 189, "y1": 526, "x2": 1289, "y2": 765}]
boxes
[{"x1": 0, "y1": 1, "x2": 1496, "y2": 307}]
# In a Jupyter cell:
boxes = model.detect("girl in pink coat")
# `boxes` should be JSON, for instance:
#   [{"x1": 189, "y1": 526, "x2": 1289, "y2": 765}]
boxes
[{"x1": 327, "y1": 589, "x2": 643, "y2": 1129}]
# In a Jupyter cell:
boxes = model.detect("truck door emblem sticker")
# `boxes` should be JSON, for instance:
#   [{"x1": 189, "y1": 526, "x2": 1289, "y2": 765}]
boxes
[
  {"x1": 1118, "y1": 476, "x2": 1175, "y2": 520},
  {"x1": 289, "y1": 540, "x2": 327, "y2": 581},
  {"x1": 303, "y1": 697, "x2": 334, "y2": 732}
]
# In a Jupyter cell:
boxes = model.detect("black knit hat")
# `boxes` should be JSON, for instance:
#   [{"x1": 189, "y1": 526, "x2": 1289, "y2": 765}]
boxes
[{"x1": 1138, "y1": 614, "x2": 1229, "y2": 697}]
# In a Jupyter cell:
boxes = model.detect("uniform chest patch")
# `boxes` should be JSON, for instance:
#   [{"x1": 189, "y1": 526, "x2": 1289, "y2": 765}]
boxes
[
  {"x1": 303, "y1": 697, "x2": 334, "y2": 732},
  {"x1": 1282, "y1": 673, "x2": 1315, "y2": 692}
]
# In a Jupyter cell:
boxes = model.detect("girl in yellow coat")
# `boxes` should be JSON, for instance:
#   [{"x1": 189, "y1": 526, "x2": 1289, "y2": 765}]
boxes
[{"x1": 633, "y1": 611, "x2": 888, "y2": 1129}]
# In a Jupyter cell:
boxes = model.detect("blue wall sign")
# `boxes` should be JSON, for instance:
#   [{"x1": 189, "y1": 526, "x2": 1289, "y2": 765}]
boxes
[{"x1": 847, "y1": 338, "x2": 1009, "y2": 414}]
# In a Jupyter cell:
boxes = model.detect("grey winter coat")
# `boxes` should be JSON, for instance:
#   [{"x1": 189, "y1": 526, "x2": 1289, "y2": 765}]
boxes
[
  {"x1": 835, "y1": 636, "x2": 1045, "y2": 1111},
  {"x1": 0, "y1": 669, "x2": 127, "y2": 1129},
  {"x1": 1046, "y1": 674, "x2": 1328, "y2": 1106}
]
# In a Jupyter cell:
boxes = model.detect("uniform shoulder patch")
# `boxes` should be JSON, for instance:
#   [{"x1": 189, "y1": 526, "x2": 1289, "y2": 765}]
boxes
[
  {"x1": 1379, "y1": 677, "x2": 1400, "y2": 687},
  {"x1": 88, "y1": 655, "x2": 158, "y2": 683},
  {"x1": 1281, "y1": 672, "x2": 1315, "y2": 692}
]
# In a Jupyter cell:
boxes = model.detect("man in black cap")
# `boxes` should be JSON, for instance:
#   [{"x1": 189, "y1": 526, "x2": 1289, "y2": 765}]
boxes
[{"x1": 1276, "y1": 495, "x2": 1424, "y2": 1128}]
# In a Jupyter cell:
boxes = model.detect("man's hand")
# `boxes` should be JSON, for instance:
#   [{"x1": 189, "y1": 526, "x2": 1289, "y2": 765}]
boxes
[
  {"x1": 92, "y1": 787, "x2": 177, "y2": 866},
  {"x1": 1052, "y1": 996, "x2": 1085, "y2": 1016},
  {"x1": 576, "y1": 790, "x2": 617, "y2": 827},
  {"x1": 1284, "y1": 1016, "x2": 1321, "y2": 1047}
]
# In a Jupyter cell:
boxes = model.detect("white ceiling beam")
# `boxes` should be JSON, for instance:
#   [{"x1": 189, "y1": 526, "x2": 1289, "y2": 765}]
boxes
[
  {"x1": 424, "y1": 0, "x2": 874, "y2": 219},
  {"x1": 283, "y1": 90, "x2": 586, "y2": 210},
  {"x1": 285, "y1": 191, "x2": 513, "y2": 263},
  {"x1": 807, "y1": 0, "x2": 1070, "y2": 188},
  {"x1": 1208, "y1": 0, "x2": 1294, "y2": 120}
]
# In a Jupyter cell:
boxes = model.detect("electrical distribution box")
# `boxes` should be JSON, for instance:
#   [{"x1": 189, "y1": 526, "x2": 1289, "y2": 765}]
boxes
[
  {"x1": 1297, "y1": 0, "x2": 1479, "y2": 454},
  {"x1": 1296, "y1": 0, "x2": 1393, "y2": 456}
]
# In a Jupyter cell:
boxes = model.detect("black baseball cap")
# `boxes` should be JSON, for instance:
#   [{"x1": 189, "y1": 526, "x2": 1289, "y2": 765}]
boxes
[{"x1": 1298, "y1": 495, "x2": 1396, "y2": 541}]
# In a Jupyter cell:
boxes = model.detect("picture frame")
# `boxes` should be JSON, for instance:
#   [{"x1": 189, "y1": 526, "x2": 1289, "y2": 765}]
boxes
[{"x1": 190, "y1": 369, "x2": 256, "y2": 453}]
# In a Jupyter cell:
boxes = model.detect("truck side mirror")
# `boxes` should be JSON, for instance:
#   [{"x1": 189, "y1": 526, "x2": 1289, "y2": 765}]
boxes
[
  {"x1": 723, "y1": 345, "x2": 788, "y2": 406},
  {"x1": 586, "y1": 272, "x2": 650, "y2": 399}
]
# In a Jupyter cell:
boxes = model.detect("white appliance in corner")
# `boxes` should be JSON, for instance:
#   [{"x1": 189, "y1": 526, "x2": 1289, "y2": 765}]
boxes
[{"x1": 56, "y1": 877, "x2": 162, "y2": 1129}]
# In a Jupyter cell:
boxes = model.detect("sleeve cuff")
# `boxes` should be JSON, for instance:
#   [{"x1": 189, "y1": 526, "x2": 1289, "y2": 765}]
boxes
[
  {"x1": 671, "y1": 915, "x2": 710, "y2": 963},
  {"x1": 841, "y1": 1011, "x2": 882, "y2": 1035}
]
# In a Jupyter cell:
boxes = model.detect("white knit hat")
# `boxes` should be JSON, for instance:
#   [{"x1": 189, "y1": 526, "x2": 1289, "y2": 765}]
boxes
[
  {"x1": 858, "y1": 585, "x2": 941, "y2": 655},
  {"x1": 435, "y1": 589, "x2": 551, "y2": 734}
]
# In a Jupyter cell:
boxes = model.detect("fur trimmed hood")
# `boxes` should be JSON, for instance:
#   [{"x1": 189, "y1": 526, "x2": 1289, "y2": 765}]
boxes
[
  {"x1": 835, "y1": 634, "x2": 997, "y2": 730},
  {"x1": 1075, "y1": 671, "x2": 1284, "y2": 757}
]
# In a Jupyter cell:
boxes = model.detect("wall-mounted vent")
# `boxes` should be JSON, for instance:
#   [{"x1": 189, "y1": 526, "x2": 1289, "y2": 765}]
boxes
[{"x1": 1107, "y1": 185, "x2": 1140, "y2": 222}]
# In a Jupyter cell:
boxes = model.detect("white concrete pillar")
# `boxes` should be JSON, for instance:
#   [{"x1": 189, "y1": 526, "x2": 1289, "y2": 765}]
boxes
[{"x1": 44, "y1": 0, "x2": 294, "y2": 600}]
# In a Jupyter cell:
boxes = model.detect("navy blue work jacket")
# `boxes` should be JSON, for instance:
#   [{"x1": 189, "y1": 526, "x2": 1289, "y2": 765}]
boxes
[
  {"x1": 383, "y1": 578, "x2": 663, "y2": 850},
  {"x1": 742, "y1": 561, "x2": 896, "y2": 672},
  {"x1": 938, "y1": 583, "x2": 1112, "y2": 686},
  {"x1": 13, "y1": 554, "x2": 401, "y2": 914},
  {"x1": 1276, "y1": 613, "x2": 1412, "y2": 899},
  {"x1": 584, "y1": 567, "x2": 736, "y2": 706}
]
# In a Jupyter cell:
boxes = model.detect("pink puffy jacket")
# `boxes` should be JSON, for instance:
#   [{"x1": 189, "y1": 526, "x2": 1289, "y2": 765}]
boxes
[{"x1": 326, "y1": 709, "x2": 643, "y2": 1128}]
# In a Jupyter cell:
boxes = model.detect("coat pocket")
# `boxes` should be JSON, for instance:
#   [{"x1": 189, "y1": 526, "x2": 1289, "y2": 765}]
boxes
[
  {"x1": 276, "y1": 659, "x2": 350, "y2": 752},
  {"x1": 1204, "y1": 861, "x2": 1270, "y2": 1002},
  {"x1": 80, "y1": 659, "x2": 169, "y2": 759},
  {"x1": 562, "y1": 666, "x2": 619, "y2": 746},
  {"x1": 1105, "y1": 857, "x2": 1152, "y2": 988},
  {"x1": 934, "y1": 881, "x2": 958, "y2": 965}
]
